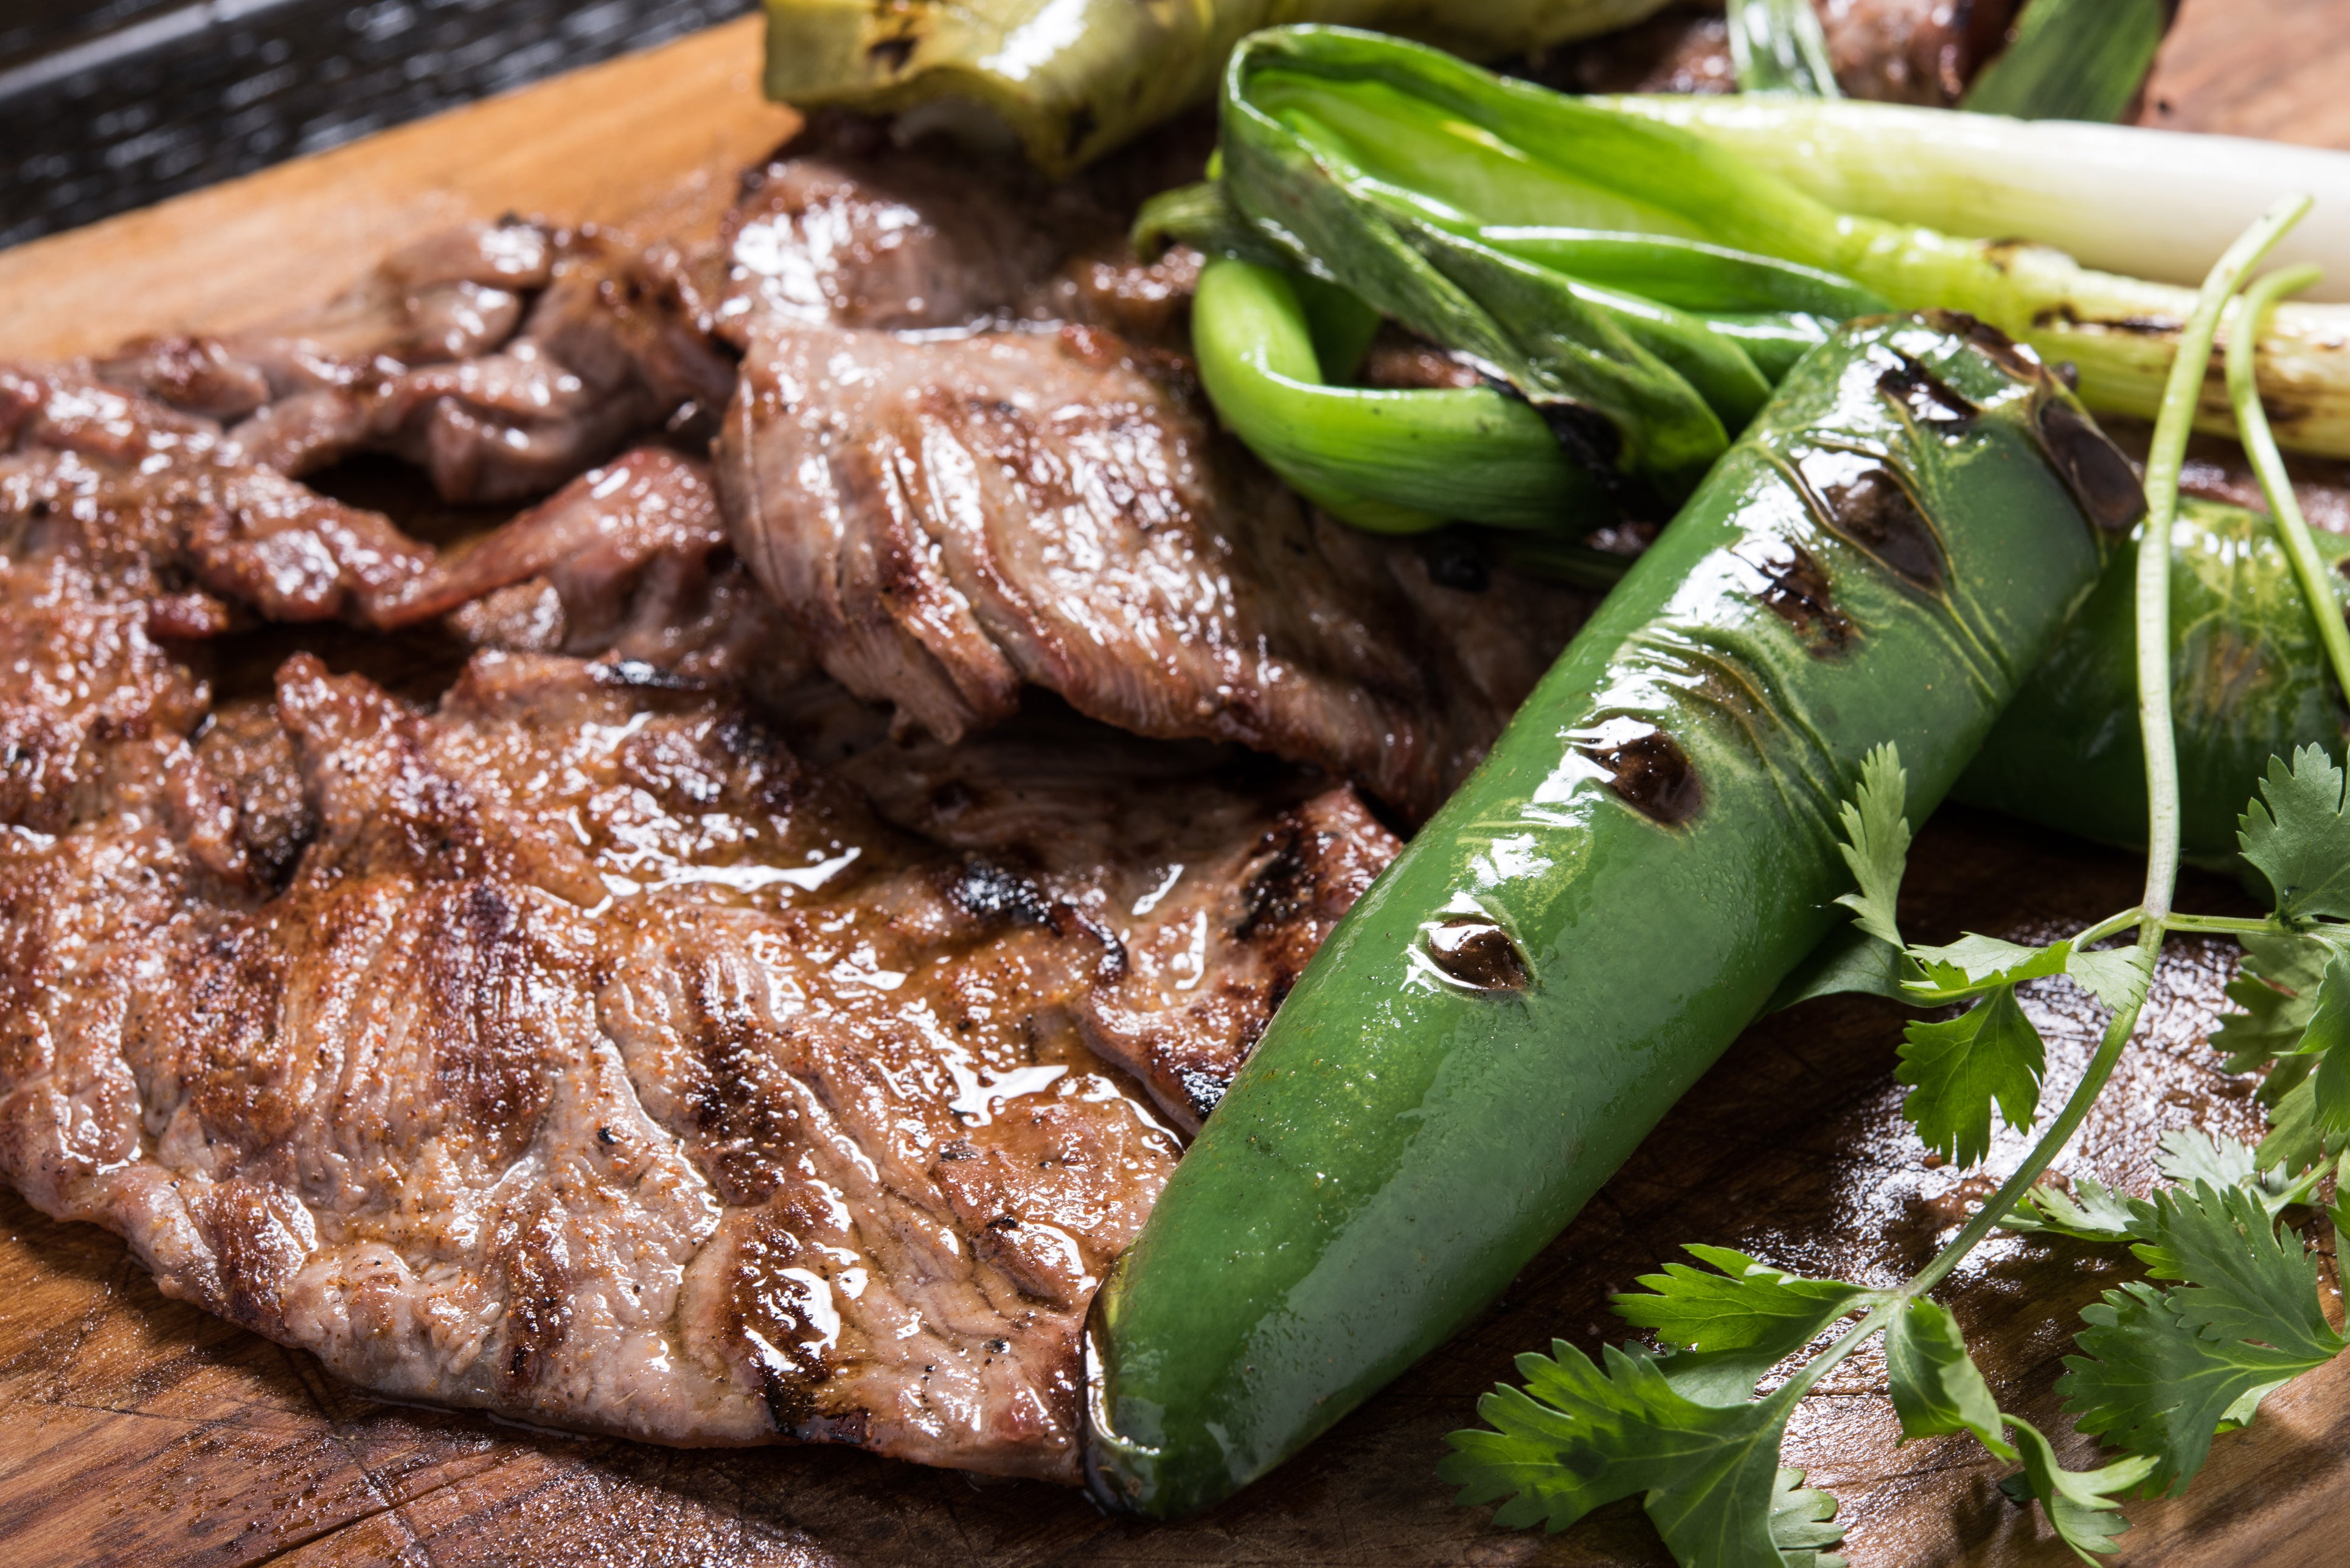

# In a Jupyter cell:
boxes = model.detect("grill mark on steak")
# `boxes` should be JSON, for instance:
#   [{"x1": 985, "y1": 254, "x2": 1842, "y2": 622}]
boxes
[
  {"x1": 387, "y1": 446, "x2": 815, "y2": 706},
  {"x1": 3, "y1": 364, "x2": 434, "y2": 628},
  {"x1": 711, "y1": 121, "x2": 1594, "y2": 820}
]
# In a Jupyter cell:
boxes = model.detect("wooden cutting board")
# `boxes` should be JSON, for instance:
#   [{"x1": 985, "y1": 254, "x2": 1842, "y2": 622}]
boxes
[{"x1": 6, "y1": 5, "x2": 2350, "y2": 1563}]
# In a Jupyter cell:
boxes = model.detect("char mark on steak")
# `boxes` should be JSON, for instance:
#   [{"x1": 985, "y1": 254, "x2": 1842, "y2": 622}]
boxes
[
  {"x1": 2, "y1": 363, "x2": 433, "y2": 631},
  {"x1": 719, "y1": 110, "x2": 1205, "y2": 345}
]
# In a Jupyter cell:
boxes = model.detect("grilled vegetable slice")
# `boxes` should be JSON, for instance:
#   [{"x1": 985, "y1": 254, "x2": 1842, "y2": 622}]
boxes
[
  {"x1": 1082, "y1": 313, "x2": 2131, "y2": 1517},
  {"x1": 1204, "y1": 27, "x2": 2350, "y2": 457},
  {"x1": 757, "y1": 0, "x2": 1674, "y2": 177}
]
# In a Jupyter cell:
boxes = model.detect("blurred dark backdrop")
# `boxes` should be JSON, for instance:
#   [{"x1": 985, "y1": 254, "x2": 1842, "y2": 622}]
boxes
[{"x1": 0, "y1": 0, "x2": 757, "y2": 249}]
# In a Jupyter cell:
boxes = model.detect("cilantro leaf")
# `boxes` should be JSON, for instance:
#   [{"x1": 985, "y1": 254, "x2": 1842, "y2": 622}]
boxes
[
  {"x1": 2065, "y1": 944, "x2": 2155, "y2": 1015},
  {"x1": 1883, "y1": 1297, "x2": 2017, "y2": 1460},
  {"x1": 1897, "y1": 987, "x2": 2046, "y2": 1167},
  {"x1": 2003, "y1": 1174, "x2": 2150, "y2": 1244},
  {"x1": 2282, "y1": 943, "x2": 2350, "y2": 1139},
  {"x1": 2154, "y1": 1128, "x2": 2327, "y2": 1217},
  {"x1": 2132, "y1": 1182, "x2": 2341, "y2": 1355},
  {"x1": 2059, "y1": 1280, "x2": 2312, "y2": 1497},
  {"x1": 1902, "y1": 934, "x2": 2067, "y2": 1002},
  {"x1": 2057, "y1": 1182, "x2": 2345, "y2": 1495},
  {"x1": 2237, "y1": 745, "x2": 2350, "y2": 926},
  {"x1": 2211, "y1": 931, "x2": 2329, "y2": 1073},
  {"x1": 2004, "y1": 1129, "x2": 2326, "y2": 1245},
  {"x1": 1833, "y1": 743, "x2": 1910, "y2": 949},
  {"x1": 1902, "y1": 934, "x2": 2149, "y2": 1014},
  {"x1": 1439, "y1": 1342, "x2": 1796, "y2": 1566},
  {"x1": 1613, "y1": 1246, "x2": 1876, "y2": 1406},
  {"x1": 2000, "y1": 1417, "x2": 2158, "y2": 1563},
  {"x1": 1767, "y1": 1467, "x2": 1848, "y2": 1568},
  {"x1": 2257, "y1": 1071, "x2": 2331, "y2": 1174}
]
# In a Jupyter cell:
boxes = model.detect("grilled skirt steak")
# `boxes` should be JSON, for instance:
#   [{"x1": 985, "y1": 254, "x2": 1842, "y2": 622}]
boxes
[
  {"x1": 712, "y1": 119, "x2": 1594, "y2": 819},
  {"x1": 1, "y1": 364, "x2": 1397, "y2": 1479}
]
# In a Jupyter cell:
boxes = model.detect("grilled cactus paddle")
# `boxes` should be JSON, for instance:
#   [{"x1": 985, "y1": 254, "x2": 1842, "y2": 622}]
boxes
[
  {"x1": 757, "y1": 0, "x2": 1673, "y2": 177},
  {"x1": 1959, "y1": 498, "x2": 2350, "y2": 864},
  {"x1": 1083, "y1": 313, "x2": 2138, "y2": 1518}
]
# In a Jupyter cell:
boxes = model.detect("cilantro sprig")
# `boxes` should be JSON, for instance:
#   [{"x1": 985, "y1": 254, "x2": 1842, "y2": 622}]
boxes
[{"x1": 1447, "y1": 202, "x2": 2348, "y2": 1567}]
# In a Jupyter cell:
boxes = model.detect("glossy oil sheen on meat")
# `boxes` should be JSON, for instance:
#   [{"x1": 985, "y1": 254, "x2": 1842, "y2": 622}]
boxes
[{"x1": 0, "y1": 347, "x2": 1398, "y2": 1481}]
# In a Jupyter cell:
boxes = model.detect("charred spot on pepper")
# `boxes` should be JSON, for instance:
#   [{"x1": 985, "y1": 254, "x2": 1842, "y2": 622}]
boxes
[
  {"x1": 2031, "y1": 301, "x2": 2184, "y2": 336},
  {"x1": 2034, "y1": 401, "x2": 2147, "y2": 533},
  {"x1": 1735, "y1": 538, "x2": 1853, "y2": 654},
  {"x1": 1921, "y1": 310, "x2": 2045, "y2": 382},
  {"x1": 1500, "y1": 389, "x2": 1667, "y2": 526},
  {"x1": 1580, "y1": 726, "x2": 1704, "y2": 826},
  {"x1": 1790, "y1": 449, "x2": 1945, "y2": 591},
  {"x1": 1422, "y1": 915, "x2": 1532, "y2": 992},
  {"x1": 867, "y1": 34, "x2": 917, "y2": 73},
  {"x1": 1872, "y1": 346, "x2": 1979, "y2": 430}
]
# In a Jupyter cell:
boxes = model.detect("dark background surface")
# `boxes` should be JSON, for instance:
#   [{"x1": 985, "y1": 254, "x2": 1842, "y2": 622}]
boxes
[{"x1": 0, "y1": 0, "x2": 756, "y2": 248}]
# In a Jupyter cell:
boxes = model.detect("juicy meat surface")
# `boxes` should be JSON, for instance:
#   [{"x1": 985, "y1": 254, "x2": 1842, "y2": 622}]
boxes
[
  {"x1": 2, "y1": 363, "x2": 432, "y2": 631},
  {"x1": 86, "y1": 219, "x2": 733, "y2": 507},
  {"x1": 0, "y1": 373, "x2": 1396, "y2": 1473},
  {"x1": 232, "y1": 229, "x2": 738, "y2": 502},
  {"x1": 713, "y1": 127, "x2": 1592, "y2": 818},
  {"x1": 386, "y1": 445, "x2": 809, "y2": 701},
  {"x1": 719, "y1": 111, "x2": 1206, "y2": 346}
]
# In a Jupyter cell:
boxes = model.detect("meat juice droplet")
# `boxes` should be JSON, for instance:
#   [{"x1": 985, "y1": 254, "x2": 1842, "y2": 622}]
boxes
[{"x1": 1423, "y1": 917, "x2": 1532, "y2": 992}]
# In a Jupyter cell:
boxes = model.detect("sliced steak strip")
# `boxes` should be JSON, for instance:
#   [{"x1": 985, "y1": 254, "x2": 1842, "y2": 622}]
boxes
[
  {"x1": 717, "y1": 111, "x2": 1205, "y2": 345},
  {"x1": 840, "y1": 701, "x2": 1399, "y2": 1128},
  {"x1": 382, "y1": 445, "x2": 808, "y2": 699},
  {"x1": 233, "y1": 231, "x2": 739, "y2": 502},
  {"x1": 717, "y1": 313, "x2": 1589, "y2": 817},
  {"x1": 93, "y1": 220, "x2": 558, "y2": 425},
  {"x1": 2, "y1": 364, "x2": 433, "y2": 629}
]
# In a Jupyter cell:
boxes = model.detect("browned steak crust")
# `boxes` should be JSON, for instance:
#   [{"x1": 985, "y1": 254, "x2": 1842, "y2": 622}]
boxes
[
  {"x1": 711, "y1": 121, "x2": 1593, "y2": 819},
  {"x1": 0, "y1": 369, "x2": 1396, "y2": 1480}
]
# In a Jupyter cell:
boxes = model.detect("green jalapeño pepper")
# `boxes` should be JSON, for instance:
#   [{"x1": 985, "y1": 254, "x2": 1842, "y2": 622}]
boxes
[
  {"x1": 1082, "y1": 313, "x2": 2139, "y2": 1517},
  {"x1": 1959, "y1": 498, "x2": 2350, "y2": 864}
]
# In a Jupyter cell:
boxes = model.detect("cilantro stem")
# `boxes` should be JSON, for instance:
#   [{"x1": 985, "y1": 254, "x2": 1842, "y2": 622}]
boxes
[
  {"x1": 2226, "y1": 260, "x2": 2349, "y2": 709},
  {"x1": 2072, "y1": 906, "x2": 2144, "y2": 948},
  {"x1": 1829, "y1": 204, "x2": 2318, "y2": 1317},
  {"x1": 2162, "y1": 912, "x2": 2286, "y2": 936},
  {"x1": 2136, "y1": 195, "x2": 2312, "y2": 931}
]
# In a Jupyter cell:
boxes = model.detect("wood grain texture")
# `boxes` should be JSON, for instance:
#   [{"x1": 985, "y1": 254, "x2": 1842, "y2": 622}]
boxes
[
  {"x1": 4, "y1": 1, "x2": 2350, "y2": 1563},
  {"x1": 0, "y1": 15, "x2": 793, "y2": 362}
]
